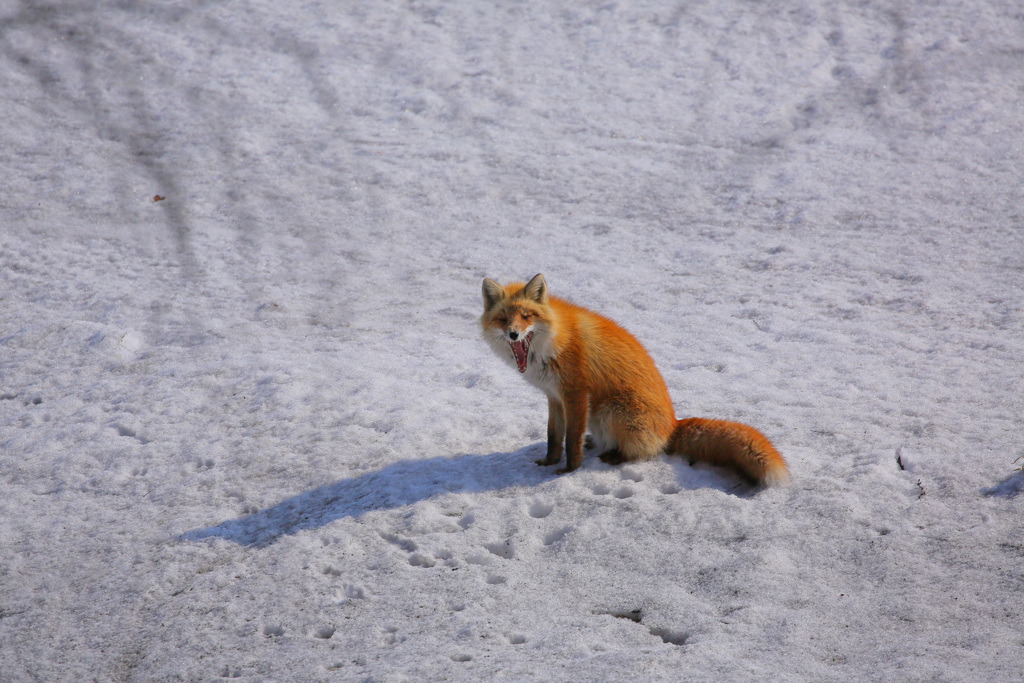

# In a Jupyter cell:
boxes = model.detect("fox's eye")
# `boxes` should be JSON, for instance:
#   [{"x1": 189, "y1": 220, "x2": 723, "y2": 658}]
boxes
[{"x1": 496, "y1": 317, "x2": 508, "y2": 324}]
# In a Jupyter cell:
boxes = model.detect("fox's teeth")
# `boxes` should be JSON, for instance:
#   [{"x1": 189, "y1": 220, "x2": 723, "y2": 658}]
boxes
[{"x1": 509, "y1": 331, "x2": 534, "y2": 374}]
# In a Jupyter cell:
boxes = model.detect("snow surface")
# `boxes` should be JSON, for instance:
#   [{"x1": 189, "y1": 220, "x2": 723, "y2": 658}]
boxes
[{"x1": 2, "y1": 0, "x2": 1023, "y2": 680}]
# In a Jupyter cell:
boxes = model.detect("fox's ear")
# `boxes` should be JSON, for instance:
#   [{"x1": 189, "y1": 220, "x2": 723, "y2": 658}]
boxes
[
  {"x1": 523, "y1": 273, "x2": 547, "y2": 304},
  {"x1": 482, "y1": 278, "x2": 505, "y2": 310}
]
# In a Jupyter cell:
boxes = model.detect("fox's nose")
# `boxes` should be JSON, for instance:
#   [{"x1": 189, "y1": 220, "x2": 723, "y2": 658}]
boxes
[{"x1": 508, "y1": 331, "x2": 519, "y2": 341}]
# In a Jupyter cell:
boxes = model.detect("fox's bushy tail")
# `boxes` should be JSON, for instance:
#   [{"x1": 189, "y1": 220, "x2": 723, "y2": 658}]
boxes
[{"x1": 668, "y1": 418, "x2": 789, "y2": 486}]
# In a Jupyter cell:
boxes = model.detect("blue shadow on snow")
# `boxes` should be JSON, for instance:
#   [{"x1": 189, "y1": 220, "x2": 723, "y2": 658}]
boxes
[
  {"x1": 180, "y1": 445, "x2": 751, "y2": 548},
  {"x1": 180, "y1": 448, "x2": 552, "y2": 548},
  {"x1": 981, "y1": 469, "x2": 1024, "y2": 498}
]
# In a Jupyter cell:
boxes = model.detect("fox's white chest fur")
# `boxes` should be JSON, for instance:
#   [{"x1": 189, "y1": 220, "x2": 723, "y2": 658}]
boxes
[{"x1": 521, "y1": 339, "x2": 559, "y2": 398}]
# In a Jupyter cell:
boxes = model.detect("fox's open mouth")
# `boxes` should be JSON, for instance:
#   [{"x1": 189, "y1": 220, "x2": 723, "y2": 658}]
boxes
[{"x1": 509, "y1": 331, "x2": 534, "y2": 373}]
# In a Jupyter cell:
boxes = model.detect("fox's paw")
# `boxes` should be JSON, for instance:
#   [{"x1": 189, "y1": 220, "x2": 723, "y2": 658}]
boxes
[
  {"x1": 536, "y1": 449, "x2": 562, "y2": 467},
  {"x1": 598, "y1": 449, "x2": 626, "y2": 465}
]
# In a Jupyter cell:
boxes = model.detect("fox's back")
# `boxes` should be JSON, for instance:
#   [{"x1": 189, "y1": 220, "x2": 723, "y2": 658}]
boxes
[{"x1": 547, "y1": 296, "x2": 674, "y2": 413}]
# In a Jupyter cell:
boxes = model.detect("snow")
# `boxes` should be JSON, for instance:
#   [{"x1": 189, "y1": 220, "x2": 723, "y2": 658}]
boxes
[{"x1": 2, "y1": 0, "x2": 1023, "y2": 680}]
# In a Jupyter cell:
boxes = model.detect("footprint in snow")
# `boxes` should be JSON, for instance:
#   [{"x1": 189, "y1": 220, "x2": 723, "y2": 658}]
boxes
[
  {"x1": 379, "y1": 531, "x2": 416, "y2": 552},
  {"x1": 409, "y1": 552, "x2": 436, "y2": 568},
  {"x1": 620, "y1": 467, "x2": 644, "y2": 482},
  {"x1": 484, "y1": 540, "x2": 515, "y2": 560},
  {"x1": 543, "y1": 526, "x2": 571, "y2": 546},
  {"x1": 599, "y1": 610, "x2": 689, "y2": 646},
  {"x1": 382, "y1": 626, "x2": 405, "y2": 646},
  {"x1": 116, "y1": 424, "x2": 150, "y2": 444},
  {"x1": 312, "y1": 626, "x2": 335, "y2": 640},
  {"x1": 335, "y1": 584, "x2": 365, "y2": 603},
  {"x1": 528, "y1": 500, "x2": 554, "y2": 518},
  {"x1": 650, "y1": 626, "x2": 688, "y2": 646}
]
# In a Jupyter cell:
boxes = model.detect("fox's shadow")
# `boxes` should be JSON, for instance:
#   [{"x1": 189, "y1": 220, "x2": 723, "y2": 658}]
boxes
[
  {"x1": 981, "y1": 468, "x2": 1024, "y2": 498},
  {"x1": 181, "y1": 445, "x2": 753, "y2": 548},
  {"x1": 181, "y1": 448, "x2": 554, "y2": 547}
]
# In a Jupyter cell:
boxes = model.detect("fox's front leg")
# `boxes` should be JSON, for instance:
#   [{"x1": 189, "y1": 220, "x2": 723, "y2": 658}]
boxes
[
  {"x1": 536, "y1": 395, "x2": 565, "y2": 467},
  {"x1": 555, "y1": 392, "x2": 587, "y2": 474}
]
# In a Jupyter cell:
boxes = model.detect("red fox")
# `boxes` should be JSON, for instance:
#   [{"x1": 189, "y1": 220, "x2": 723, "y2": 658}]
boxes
[{"x1": 480, "y1": 274, "x2": 788, "y2": 486}]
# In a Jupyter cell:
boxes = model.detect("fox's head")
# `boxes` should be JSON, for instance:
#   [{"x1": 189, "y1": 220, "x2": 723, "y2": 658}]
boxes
[{"x1": 480, "y1": 273, "x2": 551, "y2": 374}]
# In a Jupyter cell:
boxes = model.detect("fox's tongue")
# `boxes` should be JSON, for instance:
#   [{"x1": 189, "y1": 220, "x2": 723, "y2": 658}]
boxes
[{"x1": 510, "y1": 339, "x2": 528, "y2": 373}]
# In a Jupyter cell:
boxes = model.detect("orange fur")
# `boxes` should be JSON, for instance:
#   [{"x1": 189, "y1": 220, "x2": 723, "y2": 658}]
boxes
[{"x1": 481, "y1": 274, "x2": 788, "y2": 485}]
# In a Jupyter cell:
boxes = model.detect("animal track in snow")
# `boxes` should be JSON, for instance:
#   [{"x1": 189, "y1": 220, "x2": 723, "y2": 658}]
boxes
[
  {"x1": 409, "y1": 552, "x2": 436, "y2": 568},
  {"x1": 485, "y1": 573, "x2": 507, "y2": 585},
  {"x1": 649, "y1": 626, "x2": 688, "y2": 646},
  {"x1": 601, "y1": 608, "x2": 642, "y2": 623},
  {"x1": 382, "y1": 626, "x2": 405, "y2": 646},
  {"x1": 543, "y1": 527, "x2": 570, "y2": 546},
  {"x1": 528, "y1": 500, "x2": 554, "y2": 518},
  {"x1": 592, "y1": 483, "x2": 612, "y2": 495},
  {"x1": 312, "y1": 626, "x2": 336, "y2": 640},
  {"x1": 597, "y1": 609, "x2": 688, "y2": 646},
  {"x1": 660, "y1": 483, "x2": 681, "y2": 494},
  {"x1": 620, "y1": 468, "x2": 644, "y2": 482},
  {"x1": 337, "y1": 584, "x2": 366, "y2": 603},
  {"x1": 379, "y1": 531, "x2": 417, "y2": 552},
  {"x1": 263, "y1": 624, "x2": 285, "y2": 637},
  {"x1": 507, "y1": 633, "x2": 527, "y2": 645},
  {"x1": 485, "y1": 540, "x2": 515, "y2": 560},
  {"x1": 116, "y1": 424, "x2": 150, "y2": 444},
  {"x1": 613, "y1": 486, "x2": 635, "y2": 499}
]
